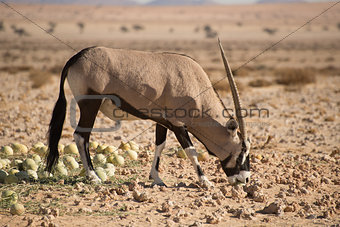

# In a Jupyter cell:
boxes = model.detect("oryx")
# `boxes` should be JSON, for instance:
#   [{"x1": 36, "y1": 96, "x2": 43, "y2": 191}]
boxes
[{"x1": 46, "y1": 39, "x2": 250, "y2": 187}]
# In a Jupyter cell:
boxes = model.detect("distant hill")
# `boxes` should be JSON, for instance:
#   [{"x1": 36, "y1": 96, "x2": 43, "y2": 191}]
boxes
[
  {"x1": 257, "y1": 0, "x2": 306, "y2": 3},
  {"x1": 7, "y1": 0, "x2": 138, "y2": 5},
  {"x1": 147, "y1": 0, "x2": 217, "y2": 6},
  {"x1": 7, "y1": 0, "x2": 218, "y2": 5}
]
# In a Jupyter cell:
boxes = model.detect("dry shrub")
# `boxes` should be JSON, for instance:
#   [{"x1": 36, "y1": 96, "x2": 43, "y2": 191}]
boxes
[
  {"x1": 211, "y1": 78, "x2": 244, "y2": 94},
  {"x1": 132, "y1": 24, "x2": 144, "y2": 31},
  {"x1": 263, "y1": 27, "x2": 277, "y2": 35},
  {"x1": 204, "y1": 24, "x2": 217, "y2": 39},
  {"x1": 275, "y1": 68, "x2": 316, "y2": 86},
  {"x1": 211, "y1": 57, "x2": 220, "y2": 63},
  {"x1": 206, "y1": 66, "x2": 250, "y2": 79},
  {"x1": 77, "y1": 22, "x2": 85, "y2": 33},
  {"x1": 248, "y1": 79, "x2": 272, "y2": 87},
  {"x1": 254, "y1": 64, "x2": 268, "y2": 71},
  {"x1": 233, "y1": 67, "x2": 250, "y2": 77},
  {"x1": 11, "y1": 25, "x2": 29, "y2": 36},
  {"x1": 320, "y1": 66, "x2": 339, "y2": 76},
  {"x1": 325, "y1": 57, "x2": 335, "y2": 62},
  {"x1": 29, "y1": 69, "x2": 52, "y2": 88},
  {"x1": 0, "y1": 65, "x2": 32, "y2": 74},
  {"x1": 0, "y1": 20, "x2": 4, "y2": 32},
  {"x1": 205, "y1": 67, "x2": 224, "y2": 76},
  {"x1": 47, "y1": 21, "x2": 57, "y2": 33},
  {"x1": 120, "y1": 26, "x2": 129, "y2": 33},
  {"x1": 48, "y1": 64, "x2": 64, "y2": 75}
]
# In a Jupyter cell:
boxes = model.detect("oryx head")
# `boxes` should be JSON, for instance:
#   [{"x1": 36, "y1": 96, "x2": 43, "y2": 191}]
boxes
[{"x1": 218, "y1": 39, "x2": 251, "y2": 185}]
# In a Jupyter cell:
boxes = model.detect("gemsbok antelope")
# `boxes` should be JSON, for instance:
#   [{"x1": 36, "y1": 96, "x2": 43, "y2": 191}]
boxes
[{"x1": 46, "y1": 39, "x2": 251, "y2": 187}]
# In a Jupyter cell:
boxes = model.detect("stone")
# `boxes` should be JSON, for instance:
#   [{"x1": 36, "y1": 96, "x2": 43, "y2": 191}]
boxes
[
  {"x1": 234, "y1": 207, "x2": 255, "y2": 220},
  {"x1": 205, "y1": 214, "x2": 220, "y2": 224},
  {"x1": 133, "y1": 189, "x2": 148, "y2": 202},
  {"x1": 262, "y1": 201, "x2": 285, "y2": 216}
]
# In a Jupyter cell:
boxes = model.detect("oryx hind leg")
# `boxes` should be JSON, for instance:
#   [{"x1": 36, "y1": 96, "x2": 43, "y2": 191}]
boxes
[
  {"x1": 173, "y1": 126, "x2": 213, "y2": 188},
  {"x1": 74, "y1": 96, "x2": 102, "y2": 183},
  {"x1": 150, "y1": 123, "x2": 167, "y2": 187}
]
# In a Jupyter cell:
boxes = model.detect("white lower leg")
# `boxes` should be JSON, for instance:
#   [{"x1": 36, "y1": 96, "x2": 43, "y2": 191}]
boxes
[
  {"x1": 74, "y1": 133, "x2": 101, "y2": 183},
  {"x1": 185, "y1": 146, "x2": 212, "y2": 187},
  {"x1": 150, "y1": 142, "x2": 165, "y2": 185}
]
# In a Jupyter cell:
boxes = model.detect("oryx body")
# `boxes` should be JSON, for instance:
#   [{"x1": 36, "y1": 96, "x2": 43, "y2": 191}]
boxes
[{"x1": 47, "y1": 42, "x2": 250, "y2": 186}]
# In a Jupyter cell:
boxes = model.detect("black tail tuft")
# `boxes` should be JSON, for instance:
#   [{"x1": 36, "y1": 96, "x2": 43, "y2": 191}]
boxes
[
  {"x1": 46, "y1": 93, "x2": 66, "y2": 172},
  {"x1": 46, "y1": 66, "x2": 68, "y2": 172}
]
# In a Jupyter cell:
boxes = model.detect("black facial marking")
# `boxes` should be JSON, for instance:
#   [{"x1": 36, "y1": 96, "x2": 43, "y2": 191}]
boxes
[
  {"x1": 221, "y1": 155, "x2": 239, "y2": 176},
  {"x1": 155, "y1": 157, "x2": 160, "y2": 171},
  {"x1": 197, "y1": 165, "x2": 204, "y2": 176},
  {"x1": 221, "y1": 150, "x2": 250, "y2": 177}
]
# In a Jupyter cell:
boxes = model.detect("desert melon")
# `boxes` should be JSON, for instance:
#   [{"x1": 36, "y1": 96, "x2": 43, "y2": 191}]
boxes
[
  {"x1": 93, "y1": 154, "x2": 106, "y2": 166},
  {"x1": 126, "y1": 150, "x2": 138, "y2": 161},
  {"x1": 23, "y1": 158, "x2": 38, "y2": 171},
  {"x1": 1, "y1": 146, "x2": 13, "y2": 156},
  {"x1": 10, "y1": 203, "x2": 25, "y2": 215},
  {"x1": 11, "y1": 143, "x2": 28, "y2": 154},
  {"x1": 64, "y1": 143, "x2": 78, "y2": 155}
]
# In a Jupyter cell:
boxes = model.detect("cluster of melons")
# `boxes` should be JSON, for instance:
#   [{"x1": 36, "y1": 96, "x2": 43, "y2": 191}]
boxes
[
  {"x1": 0, "y1": 142, "x2": 66, "y2": 183},
  {"x1": 0, "y1": 139, "x2": 142, "y2": 183},
  {"x1": 92, "y1": 141, "x2": 139, "y2": 165},
  {"x1": 86, "y1": 140, "x2": 140, "y2": 181}
]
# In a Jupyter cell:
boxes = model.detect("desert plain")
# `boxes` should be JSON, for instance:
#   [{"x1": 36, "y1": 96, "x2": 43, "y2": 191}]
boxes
[{"x1": 0, "y1": 1, "x2": 339, "y2": 226}]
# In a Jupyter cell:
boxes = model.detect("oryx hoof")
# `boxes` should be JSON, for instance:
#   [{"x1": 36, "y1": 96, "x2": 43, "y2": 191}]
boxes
[
  {"x1": 199, "y1": 179, "x2": 213, "y2": 189},
  {"x1": 88, "y1": 171, "x2": 102, "y2": 184},
  {"x1": 151, "y1": 181, "x2": 167, "y2": 187}
]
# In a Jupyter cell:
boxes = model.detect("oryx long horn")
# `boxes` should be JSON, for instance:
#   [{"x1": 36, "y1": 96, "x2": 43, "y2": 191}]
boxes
[{"x1": 218, "y1": 38, "x2": 247, "y2": 140}]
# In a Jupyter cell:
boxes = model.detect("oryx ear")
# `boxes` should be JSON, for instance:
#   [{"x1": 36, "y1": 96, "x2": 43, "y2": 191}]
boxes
[{"x1": 226, "y1": 118, "x2": 238, "y2": 137}]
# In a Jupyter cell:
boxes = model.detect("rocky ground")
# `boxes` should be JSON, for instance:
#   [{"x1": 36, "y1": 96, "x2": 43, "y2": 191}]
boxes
[{"x1": 0, "y1": 2, "x2": 340, "y2": 226}]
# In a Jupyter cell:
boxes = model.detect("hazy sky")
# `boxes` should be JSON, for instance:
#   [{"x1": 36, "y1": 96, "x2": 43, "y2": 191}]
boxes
[{"x1": 136, "y1": 0, "x2": 332, "y2": 4}]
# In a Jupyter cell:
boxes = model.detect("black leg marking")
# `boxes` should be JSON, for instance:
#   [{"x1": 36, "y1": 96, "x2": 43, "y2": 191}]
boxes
[
  {"x1": 197, "y1": 165, "x2": 204, "y2": 177},
  {"x1": 155, "y1": 124, "x2": 167, "y2": 146},
  {"x1": 173, "y1": 126, "x2": 209, "y2": 183},
  {"x1": 75, "y1": 94, "x2": 102, "y2": 171},
  {"x1": 173, "y1": 126, "x2": 193, "y2": 149},
  {"x1": 84, "y1": 140, "x2": 94, "y2": 170},
  {"x1": 155, "y1": 157, "x2": 160, "y2": 171}
]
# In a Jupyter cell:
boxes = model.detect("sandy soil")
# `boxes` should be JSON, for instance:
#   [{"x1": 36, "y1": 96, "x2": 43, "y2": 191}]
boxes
[{"x1": 0, "y1": 2, "x2": 339, "y2": 226}]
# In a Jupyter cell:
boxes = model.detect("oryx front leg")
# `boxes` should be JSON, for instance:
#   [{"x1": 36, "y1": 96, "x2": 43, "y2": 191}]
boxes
[
  {"x1": 74, "y1": 97, "x2": 102, "y2": 184},
  {"x1": 185, "y1": 146, "x2": 213, "y2": 188},
  {"x1": 173, "y1": 127, "x2": 213, "y2": 188},
  {"x1": 149, "y1": 124, "x2": 167, "y2": 187}
]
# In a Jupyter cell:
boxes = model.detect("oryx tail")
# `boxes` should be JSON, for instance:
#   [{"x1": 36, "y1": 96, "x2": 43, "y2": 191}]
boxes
[
  {"x1": 46, "y1": 49, "x2": 90, "y2": 172},
  {"x1": 46, "y1": 62, "x2": 68, "y2": 172}
]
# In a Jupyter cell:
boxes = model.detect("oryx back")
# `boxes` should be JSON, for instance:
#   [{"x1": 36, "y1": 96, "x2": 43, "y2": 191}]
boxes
[{"x1": 67, "y1": 47, "x2": 219, "y2": 126}]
